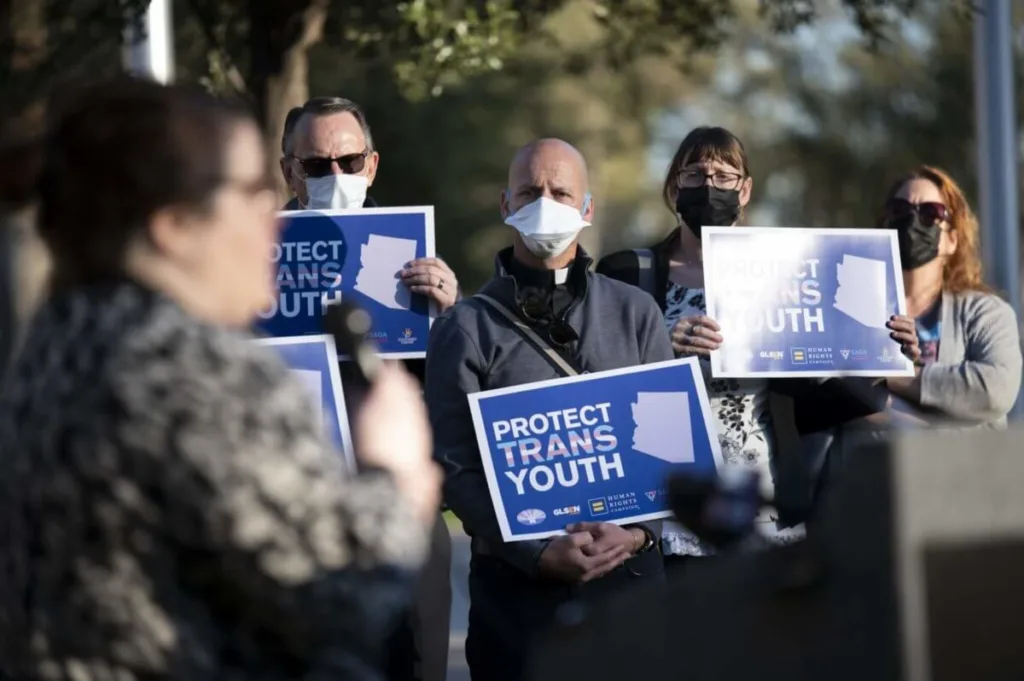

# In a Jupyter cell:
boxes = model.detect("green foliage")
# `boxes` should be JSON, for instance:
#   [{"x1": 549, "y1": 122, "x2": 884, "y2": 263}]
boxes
[
  {"x1": 377, "y1": 0, "x2": 522, "y2": 100},
  {"x1": 720, "y1": 4, "x2": 985, "y2": 230}
]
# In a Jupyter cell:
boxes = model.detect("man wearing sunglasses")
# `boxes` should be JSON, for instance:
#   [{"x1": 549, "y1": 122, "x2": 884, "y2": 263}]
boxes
[
  {"x1": 281, "y1": 97, "x2": 460, "y2": 314},
  {"x1": 281, "y1": 98, "x2": 455, "y2": 681},
  {"x1": 426, "y1": 138, "x2": 673, "y2": 681}
]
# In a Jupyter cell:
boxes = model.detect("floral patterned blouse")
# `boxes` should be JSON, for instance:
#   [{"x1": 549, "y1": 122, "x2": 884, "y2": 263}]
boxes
[{"x1": 661, "y1": 282, "x2": 804, "y2": 556}]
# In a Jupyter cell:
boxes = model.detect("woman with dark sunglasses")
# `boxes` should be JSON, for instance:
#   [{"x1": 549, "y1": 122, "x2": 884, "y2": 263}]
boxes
[
  {"x1": 873, "y1": 165, "x2": 1021, "y2": 427},
  {"x1": 597, "y1": 127, "x2": 920, "y2": 578}
]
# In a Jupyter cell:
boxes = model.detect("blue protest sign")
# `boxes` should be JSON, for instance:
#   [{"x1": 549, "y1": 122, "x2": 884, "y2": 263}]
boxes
[
  {"x1": 468, "y1": 358, "x2": 722, "y2": 542},
  {"x1": 703, "y1": 226, "x2": 915, "y2": 378},
  {"x1": 257, "y1": 207, "x2": 436, "y2": 359},
  {"x1": 254, "y1": 335, "x2": 354, "y2": 469}
]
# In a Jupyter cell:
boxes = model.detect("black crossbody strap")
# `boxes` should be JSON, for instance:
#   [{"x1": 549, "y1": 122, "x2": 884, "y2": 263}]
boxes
[
  {"x1": 633, "y1": 248, "x2": 656, "y2": 297},
  {"x1": 475, "y1": 294, "x2": 579, "y2": 378}
]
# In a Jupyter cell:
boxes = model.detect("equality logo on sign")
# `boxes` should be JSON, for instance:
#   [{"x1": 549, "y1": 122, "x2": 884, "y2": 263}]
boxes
[
  {"x1": 469, "y1": 358, "x2": 723, "y2": 542},
  {"x1": 257, "y1": 208, "x2": 436, "y2": 359},
  {"x1": 703, "y1": 226, "x2": 914, "y2": 379}
]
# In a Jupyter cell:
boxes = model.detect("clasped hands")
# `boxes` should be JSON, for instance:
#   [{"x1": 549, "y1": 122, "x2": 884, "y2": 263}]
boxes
[{"x1": 537, "y1": 522, "x2": 647, "y2": 583}]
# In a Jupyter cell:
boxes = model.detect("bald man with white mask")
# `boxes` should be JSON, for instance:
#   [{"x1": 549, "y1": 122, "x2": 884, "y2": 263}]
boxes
[{"x1": 425, "y1": 139, "x2": 673, "y2": 681}]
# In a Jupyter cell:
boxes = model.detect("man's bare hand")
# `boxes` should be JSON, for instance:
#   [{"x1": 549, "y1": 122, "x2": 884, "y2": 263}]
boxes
[
  {"x1": 566, "y1": 522, "x2": 641, "y2": 557},
  {"x1": 537, "y1": 531, "x2": 630, "y2": 583}
]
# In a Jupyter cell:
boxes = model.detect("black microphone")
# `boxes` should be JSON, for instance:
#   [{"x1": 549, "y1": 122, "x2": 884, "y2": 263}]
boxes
[
  {"x1": 322, "y1": 300, "x2": 381, "y2": 390},
  {"x1": 667, "y1": 468, "x2": 765, "y2": 550}
]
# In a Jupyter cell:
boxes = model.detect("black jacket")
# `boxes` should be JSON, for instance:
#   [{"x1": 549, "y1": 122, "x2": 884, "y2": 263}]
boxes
[{"x1": 597, "y1": 230, "x2": 889, "y2": 521}]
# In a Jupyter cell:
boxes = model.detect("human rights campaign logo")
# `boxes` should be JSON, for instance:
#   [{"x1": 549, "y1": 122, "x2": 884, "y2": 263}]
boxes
[{"x1": 469, "y1": 358, "x2": 724, "y2": 542}]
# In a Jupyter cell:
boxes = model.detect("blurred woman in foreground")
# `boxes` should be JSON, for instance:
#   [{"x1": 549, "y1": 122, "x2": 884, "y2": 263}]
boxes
[
  {"x1": 876, "y1": 166, "x2": 1021, "y2": 427},
  {"x1": 0, "y1": 77, "x2": 440, "y2": 680}
]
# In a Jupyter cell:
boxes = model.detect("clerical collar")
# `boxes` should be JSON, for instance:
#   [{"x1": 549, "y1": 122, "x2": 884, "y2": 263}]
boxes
[{"x1": 505, "y1": 254, "x2": 573, "y2": 292}]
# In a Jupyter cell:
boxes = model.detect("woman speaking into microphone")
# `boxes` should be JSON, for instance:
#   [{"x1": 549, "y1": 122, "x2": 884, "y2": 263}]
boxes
[{"x1": 0, "y1": 77, "x2": 439, "y2": 681}]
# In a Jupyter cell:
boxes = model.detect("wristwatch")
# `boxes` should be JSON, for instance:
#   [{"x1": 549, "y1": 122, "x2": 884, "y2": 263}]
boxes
[{"x1": 630, "y1": 525, "x2": 657, "y2": 554}]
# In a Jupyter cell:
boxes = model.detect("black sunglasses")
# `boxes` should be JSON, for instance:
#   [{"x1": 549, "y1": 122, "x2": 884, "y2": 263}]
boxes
[
  {"x1": 885, "y1": 198, "x2": 950, "y2": 227},
  {"x1": 295, "y1": 150, "x2": 370, "y2": 178}
]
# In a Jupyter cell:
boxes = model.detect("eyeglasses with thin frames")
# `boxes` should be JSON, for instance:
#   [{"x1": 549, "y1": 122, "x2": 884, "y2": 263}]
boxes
[{"x1": 677, "y1": 169, "x2": 744, "y2": 191}]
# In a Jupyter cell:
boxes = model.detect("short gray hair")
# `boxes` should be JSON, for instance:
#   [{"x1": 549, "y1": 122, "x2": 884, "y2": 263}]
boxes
[
  {"x1": 283, "y1": 97, "x2": 375, "y2": 157},
  {"x1": 280, "y1": 106, "x2": 304, "y2": 156}
]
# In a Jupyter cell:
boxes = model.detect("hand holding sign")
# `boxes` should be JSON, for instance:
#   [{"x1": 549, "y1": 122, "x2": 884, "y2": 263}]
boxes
[
  {"x1": 886, "y1": 314, "x2": 922, "y2": 363},
  {"x1": 670, "y1": 315, "x2": 723, "y2": 358},
  {"x1": 401, "y1": 256, "x2": 459, "y2": 312}
]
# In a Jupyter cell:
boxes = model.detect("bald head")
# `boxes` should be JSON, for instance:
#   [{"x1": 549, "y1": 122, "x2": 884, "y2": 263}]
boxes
[{"x1": 503, "y1": 138, "x2": 591, "y2": 218}]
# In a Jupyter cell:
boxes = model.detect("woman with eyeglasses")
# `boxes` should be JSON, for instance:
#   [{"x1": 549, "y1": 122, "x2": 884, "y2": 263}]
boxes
[
  {"x1": 0, "y1": 77, "x2": 440, "y2": 681},
  {"x1": 873, "y1": 166, "x2": 1021, "y2": 426},
  {"x1": 597, "y1": 127, "x2": 919, "y2": 578}
]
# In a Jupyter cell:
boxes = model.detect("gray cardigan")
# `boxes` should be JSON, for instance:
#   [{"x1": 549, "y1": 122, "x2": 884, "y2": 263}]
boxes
[{"x1": 916, "y1": 289, "x2": 1022, "y2": 427}]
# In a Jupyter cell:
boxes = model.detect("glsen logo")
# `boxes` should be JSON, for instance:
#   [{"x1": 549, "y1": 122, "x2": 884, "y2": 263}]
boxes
[
  {"x1": 791, "y1": 348, "x2": 807, "y2": 364},
  {"x1": 588, "y1": 498, "x2": 608, "y2": 516},
  {"x1": 397, "y1": 328, "x2": 418, "y2": 345},
  {"x1": 759, "y1": 350, "x2": 784, "y2": 360},
  {"x1": 877, "y1": 347, "x2": 894, "y2": 363},
  {"x1": 516, "y1": 508, "x2": 546, "y2": 526},
  {"x1": 645, "y1": 491, "x2": 657, "y2": 502},
  {"x1": 553, "y1": 505, "x2": 581, "y2": 517},
  {"x1": 840, "y1": 349, "x2": 850, "y2": 359}
]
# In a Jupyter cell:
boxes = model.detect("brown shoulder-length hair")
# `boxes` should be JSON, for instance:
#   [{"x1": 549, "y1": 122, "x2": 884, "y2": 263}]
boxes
[
  {"x1": 878, "y1": 166, "x2": 990, "y2": 294},
  {"x1": 662, "y1": 126, "x2": 751, "y2": 212}
]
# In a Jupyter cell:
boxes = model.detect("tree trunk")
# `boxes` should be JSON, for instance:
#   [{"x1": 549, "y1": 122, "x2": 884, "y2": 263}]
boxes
[
  {"x1": 1, "y1": 0, "x2": 52, "y2": 357},
  {"x1": 0, "y1": 0, "x2": 48, "y2": 137},
  {"x1": 246, "y1": 0, "x2": 330, "y2": 205}
]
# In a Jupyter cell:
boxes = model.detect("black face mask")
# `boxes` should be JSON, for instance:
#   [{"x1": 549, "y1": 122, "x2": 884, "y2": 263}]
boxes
[
  {"x1": 887, "y1": 214, "x2": 941, "y2": 270},
  {"x1": 675, "y1": 186, "x2": 742, "y2": 239}
]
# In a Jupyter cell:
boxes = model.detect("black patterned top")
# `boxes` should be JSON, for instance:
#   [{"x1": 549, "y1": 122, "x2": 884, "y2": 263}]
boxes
[{"x1": 0, "y1": 279, "x2": 428, "y2": 681}]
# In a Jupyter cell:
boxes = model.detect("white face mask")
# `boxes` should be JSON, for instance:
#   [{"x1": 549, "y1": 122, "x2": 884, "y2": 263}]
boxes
[
  {"x1": 304, "y1": 174, "x2": 368, "y2": 210},
  {"x1": 504, "y1": 194, "x2": 592, "y2": 259}
]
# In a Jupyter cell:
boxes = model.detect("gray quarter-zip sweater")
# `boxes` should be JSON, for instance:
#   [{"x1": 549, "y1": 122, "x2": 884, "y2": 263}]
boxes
[{"x1": 424, "y1": 247, "x2": 674, "y2": 576}]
